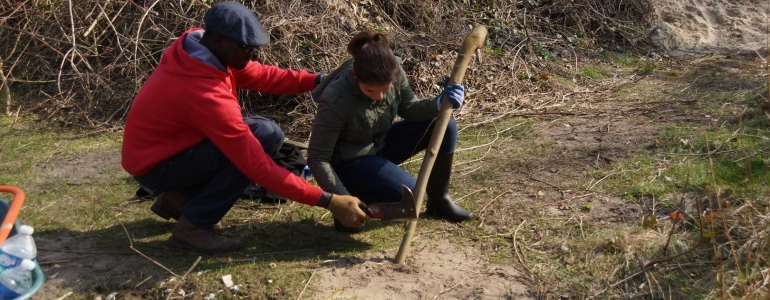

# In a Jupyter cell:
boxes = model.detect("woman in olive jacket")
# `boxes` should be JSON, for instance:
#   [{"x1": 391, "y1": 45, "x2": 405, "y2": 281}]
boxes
[{"x1": 308, "y1": 31, "x2": 473, "y2": 232}]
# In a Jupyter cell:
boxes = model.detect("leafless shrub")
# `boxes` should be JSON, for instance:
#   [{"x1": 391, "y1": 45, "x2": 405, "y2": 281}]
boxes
[{"x1": 0, "y1": 0, "x2": 655, "y2": 131}]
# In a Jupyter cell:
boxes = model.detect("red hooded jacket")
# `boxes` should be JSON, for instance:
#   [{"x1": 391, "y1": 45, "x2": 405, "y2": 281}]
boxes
[{"x1": 122, "y1": 28, "x2": 322, "y2": 205}]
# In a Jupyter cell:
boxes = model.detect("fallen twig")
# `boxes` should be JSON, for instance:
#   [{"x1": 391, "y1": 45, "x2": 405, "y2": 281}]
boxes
[
  {"x1": 0, "y1": 56, "x2": 10, "y2": 116},
  {"x1": 252, "y1": 243, "x2": 342, "y2": 256},
  {"x1": 117, "y1": 218, "x2": 179, "y2": 277},
  {"x1": 11, "y1": 106, "x2": 21, "y2": 129},
  {"x1": 55, "y1": 291, "x2": 73, "y2": 300},
  {"x1": 586, "y1": 170, "x2": 625, "y2": 191},
  {"x1": 135, "y1": 275, "x2": 153, "y2": 289},
  {"x1": 36, "y1": 259, "x2": 72, "y2": 266},
  {"x1": 297, "y1": 268, "x2": 317, "y2": 300},
  {"x1": 455, "y1": 189, "x2": 485, "y2": 202},
  {"x1": 512, "y1": 220, "x2": 537, "y2": 280},
  {"x1": 165, "y1": 256, "x2": 201, "y2": 300},
  {"x1": 478, "y1": 189, "x2": 511, "y2": 217},
  {"x1": 322, "y1": 289, "x2": 343, "y2": 300},
  {"x1": 534, "y1": 192, "x2": 595, "y2": 209},
  {"x1": 528, "y1": 176, "x2": 564, "y2": 199},
  {"x1": 430, "y1": 274, "x2": 473, "y2": 300}
]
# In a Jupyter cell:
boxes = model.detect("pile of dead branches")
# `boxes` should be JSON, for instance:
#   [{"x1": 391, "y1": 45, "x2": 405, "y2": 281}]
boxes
[{"x1": 0, "y1": 0, "x2": 656, "y2": 132}]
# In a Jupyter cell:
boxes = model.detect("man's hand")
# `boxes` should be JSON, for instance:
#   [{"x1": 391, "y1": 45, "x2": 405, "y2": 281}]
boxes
[{"x1": 327, "y1": 194, "x2": 370, "y2": 227}]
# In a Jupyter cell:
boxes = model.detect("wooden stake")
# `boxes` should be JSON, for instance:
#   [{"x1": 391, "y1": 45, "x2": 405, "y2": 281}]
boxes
[{"x1": 395, "y1": 26, "x2": 487, "y2": 265}]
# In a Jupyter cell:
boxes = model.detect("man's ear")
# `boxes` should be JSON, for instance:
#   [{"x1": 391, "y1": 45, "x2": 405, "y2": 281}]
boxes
[{"x1": 210, "y1": 33, "x2": 225, "y2": 46}]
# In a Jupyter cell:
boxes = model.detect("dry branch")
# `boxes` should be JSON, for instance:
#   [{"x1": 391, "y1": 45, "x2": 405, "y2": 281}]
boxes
[{"x1": 0, "y1": 57, "x2": 9, "y2": 116}]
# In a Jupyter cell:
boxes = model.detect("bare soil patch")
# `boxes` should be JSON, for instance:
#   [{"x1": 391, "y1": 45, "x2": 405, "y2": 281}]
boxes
[
  {"x1": 314, "y1": 239, "x2": 531, "y2": 299},
  {"x1": 32, "y1": 150, "x2": 123, "y2": 186},
  {"x1": 34, "y1": 233, "x2": 150, "y2": 300},
  {"x1": 476, "y1": 114, "x2": 656, "y2": 224},
  {"x1": 649, "y1": 0, "x2": 769, "y2": 55}
]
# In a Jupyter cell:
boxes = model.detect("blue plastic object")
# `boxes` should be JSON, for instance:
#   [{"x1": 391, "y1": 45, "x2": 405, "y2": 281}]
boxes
[{"x1": 0, "y1": 198, "x2": 43, "y2": 300}]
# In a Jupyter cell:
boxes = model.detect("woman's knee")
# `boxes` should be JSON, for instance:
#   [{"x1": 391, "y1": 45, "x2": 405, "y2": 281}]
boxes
[{"x1": 335, "y1": 157, "x2": 416, "y2": 203}]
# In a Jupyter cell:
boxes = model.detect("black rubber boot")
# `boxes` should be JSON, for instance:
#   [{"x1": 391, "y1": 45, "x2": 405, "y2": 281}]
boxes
[{"x1": 425, "y1": 152, "x2": 473, "y2": 222}]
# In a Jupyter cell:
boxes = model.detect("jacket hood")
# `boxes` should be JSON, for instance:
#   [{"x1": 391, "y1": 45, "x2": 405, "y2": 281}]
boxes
[
  {"x1": 159, "y1": 28, "x2": 229, "y2": 79},
  {"x1": 311, "y1": 58, "x2": 353, "y2": 102}
]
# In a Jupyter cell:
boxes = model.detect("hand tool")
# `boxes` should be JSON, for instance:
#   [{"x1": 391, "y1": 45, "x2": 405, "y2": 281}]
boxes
[{"x1": 363, "y1": 184, "x2": 417, "y2": 221}]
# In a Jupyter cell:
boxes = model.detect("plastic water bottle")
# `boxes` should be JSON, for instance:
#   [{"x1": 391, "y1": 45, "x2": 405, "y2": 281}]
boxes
[
  {"x1": 0, "y1": 258, "x2": 35, "y2": 299},
  {"x1": 0, "y1": 225, "x2": 37, "y2": 269}
]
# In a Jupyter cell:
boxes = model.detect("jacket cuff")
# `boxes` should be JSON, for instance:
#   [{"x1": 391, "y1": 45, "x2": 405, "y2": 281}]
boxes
[{"x1": 316, "y1": 191, "x2": 333, "y2": 208}]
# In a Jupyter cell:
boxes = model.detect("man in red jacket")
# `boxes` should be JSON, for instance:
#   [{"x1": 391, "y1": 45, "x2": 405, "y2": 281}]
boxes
[{"x1": 121, "y1": 1, "x2": 368, "y2": 254}]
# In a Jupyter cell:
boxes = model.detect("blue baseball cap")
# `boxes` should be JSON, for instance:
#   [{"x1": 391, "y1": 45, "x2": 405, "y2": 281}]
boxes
[{"x1": 204, "y1": 1, "x2": 270, "y2": 47}]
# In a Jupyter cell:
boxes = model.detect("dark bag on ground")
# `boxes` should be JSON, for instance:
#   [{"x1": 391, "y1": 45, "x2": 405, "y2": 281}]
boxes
[{"x1": 240, "y1": 141, "x2": 310, "y2": 203}]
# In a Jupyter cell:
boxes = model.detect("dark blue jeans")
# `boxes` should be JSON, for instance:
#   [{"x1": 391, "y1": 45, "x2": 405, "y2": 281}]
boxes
[
  {"x1": 332, "y1": 118, "x2": 457, "y2": 205},
  {"x1": 134, "y1": 115, "x2": 284, "y2": 229}
]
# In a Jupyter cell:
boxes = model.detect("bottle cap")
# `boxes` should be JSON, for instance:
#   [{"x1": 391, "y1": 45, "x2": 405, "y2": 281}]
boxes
[
  {"x1": 18, "y1": 225, "x2": 33, "y2": 235},
  {"x1": 20, "y1": 259, "x2": 35, "y2": 271}
]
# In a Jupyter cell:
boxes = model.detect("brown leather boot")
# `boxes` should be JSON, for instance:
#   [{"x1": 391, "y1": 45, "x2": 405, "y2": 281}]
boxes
[
  {"x1": 151, "y1": 192, "x2": 223, "y2": 229},
  {"x1": 167, "y1": 216, "x2": 241, "y2": 254},
  {"x1": 151, "y1": 191, "x2": 188, "y2": 220}
]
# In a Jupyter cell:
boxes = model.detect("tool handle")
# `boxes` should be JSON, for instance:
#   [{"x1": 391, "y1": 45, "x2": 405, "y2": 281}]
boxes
[
  {"x1": 0, "y1": 186, "x2": 25, "y2": 245},
  {"x1": 395, "y1": 26, "x2": 487, "y2": 265},
  {"x1": 446, "y1": 26, "x2": 488, "y2": 86},
  {"x1": 360, "y1": 203, "x2": 381, "y2": 219}
]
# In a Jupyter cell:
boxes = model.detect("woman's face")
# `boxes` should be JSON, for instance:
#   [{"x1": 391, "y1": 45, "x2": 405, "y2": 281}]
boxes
[{"x1": 357, "y1": 81, "x2": 392, "y2": 101}]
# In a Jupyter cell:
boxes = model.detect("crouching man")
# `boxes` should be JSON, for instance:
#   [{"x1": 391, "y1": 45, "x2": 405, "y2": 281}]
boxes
[{"x1": 121, "y1": 1, "x2": 368, "y2": 254}]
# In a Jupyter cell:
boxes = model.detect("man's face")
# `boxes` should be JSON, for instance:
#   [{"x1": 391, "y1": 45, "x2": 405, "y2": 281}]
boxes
[{"x1": 212, "y1": 34, "x2": 257, "y2": 70}]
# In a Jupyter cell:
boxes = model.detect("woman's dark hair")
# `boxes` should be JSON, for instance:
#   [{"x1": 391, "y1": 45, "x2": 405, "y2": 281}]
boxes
[{"x1": 347, "y1": 31, "x2": 398, "y2": 85}]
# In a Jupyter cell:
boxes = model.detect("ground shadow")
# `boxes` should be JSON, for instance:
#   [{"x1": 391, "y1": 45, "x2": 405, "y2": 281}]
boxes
[{"x1": 32, "y1": 215, "x2": 376, "y2": 299}]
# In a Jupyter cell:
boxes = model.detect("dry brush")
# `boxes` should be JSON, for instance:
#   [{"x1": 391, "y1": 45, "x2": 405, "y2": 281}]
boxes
[{"x1": 0, "y1": 0, "x2": 655, "y2": 132}]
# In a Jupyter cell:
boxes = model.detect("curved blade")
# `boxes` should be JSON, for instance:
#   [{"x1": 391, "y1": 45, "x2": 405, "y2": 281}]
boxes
[{"x1": 363, "y1": 185, "x2": 417, "y2": 221}]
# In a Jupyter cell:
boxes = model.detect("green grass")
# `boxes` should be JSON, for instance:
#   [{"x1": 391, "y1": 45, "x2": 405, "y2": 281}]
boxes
[
  {"x1": 0, "y1": 115, "x2": 379, "y2": 298},
  {"x1": 548, "y1": 74, "x2": 580, "y2": 89},
  {"x1": 2, "y1": 54, "x2": 769, "y2": 299},
  {"x1": 578, "y1": 66, "x2": 606, "y2": 80},
  {"x1": 3, "y1": 113, "x2": 515, "y2": 299},
  {"x1": 603, "y1": 52, "x2": 642, "y2": 68},
  {"x1": 596, "y1": 125, "x2": 770, "y2": 204},
  {"x1": 581, "y1": 94, "x2": 770, "y2": 297},
  {"x1": 602, "y1": 51, "x2": 656, "y2": 75}
]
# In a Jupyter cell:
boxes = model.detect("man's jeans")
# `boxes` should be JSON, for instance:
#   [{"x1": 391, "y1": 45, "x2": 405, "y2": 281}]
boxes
[
  {"x1": 134, "y1": 116, "x2": 283, "y2": 229},
  {"x1": 332, "y1": 118, "x2": 457, "y2": 205}
]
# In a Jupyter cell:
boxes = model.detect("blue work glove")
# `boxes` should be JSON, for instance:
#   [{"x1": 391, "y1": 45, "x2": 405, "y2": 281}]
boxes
[{"x1": 437, "y1": 77, "x2": 464, "y2": 110}]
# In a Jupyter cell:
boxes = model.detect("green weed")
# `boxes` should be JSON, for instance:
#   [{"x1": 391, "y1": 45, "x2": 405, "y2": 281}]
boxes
[{"x1": 578, "y1": 66, "x2": 605, "y2": 80}]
